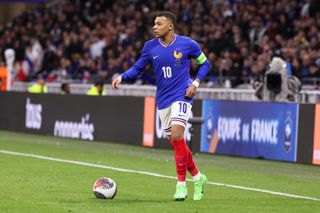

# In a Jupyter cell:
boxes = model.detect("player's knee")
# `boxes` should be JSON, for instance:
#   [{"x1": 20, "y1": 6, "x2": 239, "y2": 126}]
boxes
[
  {"x1": 171, "y1": 124, "x2": 185, "y2": 142},
  {"x1": 171, "y1": 132, "x2": 184, "y2": 142}
]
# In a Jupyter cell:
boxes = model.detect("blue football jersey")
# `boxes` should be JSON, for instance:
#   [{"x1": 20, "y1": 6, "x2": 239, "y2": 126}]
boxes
[{"x1": 122, "y1": 34, "x2": 207, "y2": 109}]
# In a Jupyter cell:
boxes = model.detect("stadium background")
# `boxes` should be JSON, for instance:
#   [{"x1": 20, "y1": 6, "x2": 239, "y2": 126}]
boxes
[
  {"x1": 0, "y1": 0, "x2": 319, "y2": 164},
  {"x1": 1, "y1": 0, "x2": 320, "y2": 87}
]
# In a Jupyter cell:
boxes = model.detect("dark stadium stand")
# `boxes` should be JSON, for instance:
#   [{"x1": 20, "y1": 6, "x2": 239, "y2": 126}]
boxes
[{"x1": 0, "y1": 0, "x2": 319, "y2": 88}]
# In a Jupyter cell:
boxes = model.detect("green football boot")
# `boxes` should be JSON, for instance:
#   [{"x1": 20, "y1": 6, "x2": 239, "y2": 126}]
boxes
[
  {"x1": 193, "y1": 174, "x2": 208, "y2": 200},
  {"x1": 173, "y1": 184, "x2": 188, "y2": 201}
]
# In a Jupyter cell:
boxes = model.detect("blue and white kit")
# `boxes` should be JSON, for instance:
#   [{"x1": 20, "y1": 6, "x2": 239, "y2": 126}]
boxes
[{"x1": 122, "y1": 34, "x2": 210, "y2": 130}]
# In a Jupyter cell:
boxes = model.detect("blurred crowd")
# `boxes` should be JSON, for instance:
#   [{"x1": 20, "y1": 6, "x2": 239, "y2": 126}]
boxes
[{"x1": 0, "y1": 0, "x2": 319, "y2": 87}]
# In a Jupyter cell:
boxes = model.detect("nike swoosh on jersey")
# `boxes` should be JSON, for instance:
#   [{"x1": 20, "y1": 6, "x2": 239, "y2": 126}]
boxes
[{"x1": 153, "y1": 55, "x2": 159, "y2": 59}]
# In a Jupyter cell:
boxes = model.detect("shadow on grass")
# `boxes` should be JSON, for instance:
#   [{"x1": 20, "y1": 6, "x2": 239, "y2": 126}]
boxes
[{"x1": 89, "y1": 197, "x2": 174, "y2": 204}]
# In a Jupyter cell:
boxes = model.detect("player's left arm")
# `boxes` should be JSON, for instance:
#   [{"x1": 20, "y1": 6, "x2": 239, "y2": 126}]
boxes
[{"x1": 185, "y1": 40, "x2": 211, "y2": 98}]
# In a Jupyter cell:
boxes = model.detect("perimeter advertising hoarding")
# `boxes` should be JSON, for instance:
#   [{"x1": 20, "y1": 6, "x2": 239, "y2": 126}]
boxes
[
  {"x1": 297, "y1": 104, "x2": 315, "y2": 164},
  {"x1": 201, "y1": 100, "x2": 299, "y2": 162},
  {"x1": 313, "y1": 104, "x2": 320, "y2": 165},
  {"x1": 0, "y1": 92, "x2": 144, "y2": 145}
]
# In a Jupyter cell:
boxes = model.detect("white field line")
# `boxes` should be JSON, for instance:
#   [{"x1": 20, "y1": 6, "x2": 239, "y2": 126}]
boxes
[{"x1": 0, "y1": 149, "x2": 319, "y2": 202}]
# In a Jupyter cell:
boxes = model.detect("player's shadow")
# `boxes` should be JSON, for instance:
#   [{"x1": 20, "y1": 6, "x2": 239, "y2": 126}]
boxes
[
  {"x1": 91, "y1": 198, "x2": 171, "y2": 203},
  {"x1": 122, "y1": 199, "x2": 169, "y2": 203}
]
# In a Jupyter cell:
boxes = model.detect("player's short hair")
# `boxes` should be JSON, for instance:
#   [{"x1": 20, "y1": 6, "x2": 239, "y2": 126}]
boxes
[{"x1": 156, "y1": 11, "x2": 177, "y2": 28}]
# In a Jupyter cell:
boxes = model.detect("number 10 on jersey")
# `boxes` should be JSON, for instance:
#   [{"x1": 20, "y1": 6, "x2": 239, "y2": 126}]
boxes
[{"x1": 162, "y1": 66, "x2": 172, "y2": 78}]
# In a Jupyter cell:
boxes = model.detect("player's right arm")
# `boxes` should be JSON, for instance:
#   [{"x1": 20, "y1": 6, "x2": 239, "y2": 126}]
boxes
[{"x1": 112, "y1": 43, "x2": 150, "y2": 90}]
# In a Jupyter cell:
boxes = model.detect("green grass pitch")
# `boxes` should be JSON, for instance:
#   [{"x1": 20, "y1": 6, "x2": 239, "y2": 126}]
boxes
[{"x1": 0, "y1": 130, "x2": 319, "y2": 213}]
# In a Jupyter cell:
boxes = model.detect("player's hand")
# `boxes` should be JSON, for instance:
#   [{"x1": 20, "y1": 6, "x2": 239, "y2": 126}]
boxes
[
  {"x1": 185, "y1": 84, "x2": 197, "y2": 99},
  {"x1": 112, "y1": 75, "x2": 122, "y2": 89}
]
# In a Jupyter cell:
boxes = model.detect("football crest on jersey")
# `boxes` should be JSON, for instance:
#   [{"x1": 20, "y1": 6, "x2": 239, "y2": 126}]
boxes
[{"x1": 173, "y1": 48, "x2": 183, "y2": 66}]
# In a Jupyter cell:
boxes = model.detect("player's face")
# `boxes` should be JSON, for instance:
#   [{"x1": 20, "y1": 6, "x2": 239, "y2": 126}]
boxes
[{"x1": 153, "y1": 16, "x2": 172, "y2": 38}]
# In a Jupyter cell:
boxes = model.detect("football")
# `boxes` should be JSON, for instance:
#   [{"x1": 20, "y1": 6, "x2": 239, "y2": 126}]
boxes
[{"x1": 92, "y1": 177, "x2": 117, "y2": 199}]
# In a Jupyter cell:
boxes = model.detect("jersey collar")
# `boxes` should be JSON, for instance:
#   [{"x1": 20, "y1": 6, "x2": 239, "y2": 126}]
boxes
[{"x1": 158, "y1": 34, "x2": 177, "y2": 47}]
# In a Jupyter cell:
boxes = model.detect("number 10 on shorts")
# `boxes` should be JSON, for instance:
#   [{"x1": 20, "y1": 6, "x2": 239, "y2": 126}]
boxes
[{"x1": 178, "y1": 102, "x2": 187, "y2": 113}]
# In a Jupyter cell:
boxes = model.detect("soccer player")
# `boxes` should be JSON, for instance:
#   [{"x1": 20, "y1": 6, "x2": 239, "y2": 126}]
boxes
[{"x1": 112, "y1": 11, "x2": 210, "y2": 201}]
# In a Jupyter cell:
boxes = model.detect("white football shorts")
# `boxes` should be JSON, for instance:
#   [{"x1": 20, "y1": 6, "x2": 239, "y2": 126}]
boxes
[{"x1": 158, "y1": 101, "x2": 192, "y2": 136}]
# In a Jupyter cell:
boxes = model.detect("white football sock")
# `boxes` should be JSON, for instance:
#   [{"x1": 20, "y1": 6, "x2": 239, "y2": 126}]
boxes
[
  {"x1": 192, "y1": 172, "x2": 201, "y2": 181},
  {"x1": 177, "y1": 181, "x2": 186, "y2": 186}
]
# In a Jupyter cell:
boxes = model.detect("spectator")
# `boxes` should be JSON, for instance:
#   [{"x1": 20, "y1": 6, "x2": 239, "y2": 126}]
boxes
[
  {"x1": 309, "y1": 63, "x2": 320, "y2": 78},
  {"x1": 87, "y1": 80, "x2": 106, "y2": 96},
  {"x1": 60, "y1": 82, "x2": 70, "y2": 94},
  {"x1": 28, "y1": 78, "x2": 48, "y2": 93}
]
